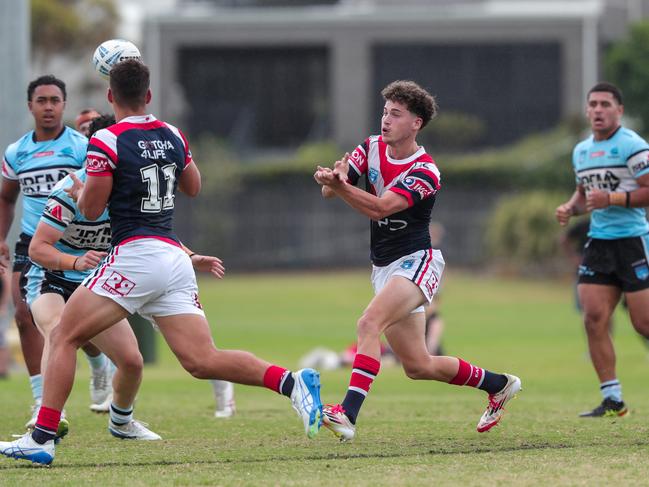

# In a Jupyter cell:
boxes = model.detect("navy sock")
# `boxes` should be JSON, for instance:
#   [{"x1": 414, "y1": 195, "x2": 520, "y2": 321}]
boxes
[
  {"x1": 341, "y1": 391, "x2": 366, "y2": 424},
  {"x1": 280, "y1": 372, "x2": 295, "y2": 397},
  {"x1": 478, "y1": 371, "x2": 508, "y2": 394},
  {"x1": 32, "y1": 426, "x2": 56, "y2": 444}
]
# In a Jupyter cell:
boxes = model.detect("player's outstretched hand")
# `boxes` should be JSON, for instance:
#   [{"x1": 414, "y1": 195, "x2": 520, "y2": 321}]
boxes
[
  {"x1": 191, "y1": 254, "x2": 225, "y2": 279},
  {"x1": 75, "y1": 250, "x2": 108, "y2": 271},
  {"x1": 314, "y1": 166, "x2": 335, "y2": 185},
  {"x1": 64, "y1": 173, "x2": 85, "y2": 202},
  {"x1": 333, "y1": 152, "x2": 350, "y2": 182},
  {"x1": 555, "y1": 203, "x2": 574, "y2": 226}
]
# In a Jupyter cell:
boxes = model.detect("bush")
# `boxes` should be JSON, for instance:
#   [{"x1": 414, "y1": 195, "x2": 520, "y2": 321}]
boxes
[
  {"x1": 486, "y1": 191, "x2": 572, "y2": 274},
  {"x1": 419, "y1": 111, "x2": 487, "y2": 151}
]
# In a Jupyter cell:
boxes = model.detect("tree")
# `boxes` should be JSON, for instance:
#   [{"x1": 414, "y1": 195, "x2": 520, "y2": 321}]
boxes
[
  {"x1": 604, "y1": 21, "x2": 649, "y2": 130},
  {"x1": 31, "y1": 0, "x2": 119, "y2": 62}
]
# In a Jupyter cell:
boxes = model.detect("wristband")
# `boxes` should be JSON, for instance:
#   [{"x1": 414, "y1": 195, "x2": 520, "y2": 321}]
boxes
[
  {"x1": 188, "y1": 253, "x2": 196, "y2": 258},
  {"x1": 608, "y1": 192, "x2": 626, "y2": 207},
  {"x1": 72, "y1": 257, "x2": 79, "y2": 270}
]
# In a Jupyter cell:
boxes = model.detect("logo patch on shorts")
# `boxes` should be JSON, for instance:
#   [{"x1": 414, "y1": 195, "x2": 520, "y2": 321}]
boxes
[
  {"x1": 633, "y1": 263, "x2": 649, "y2": 281},
  {"x1": 400, "y1": 259, "x2": 415, "y2": 270},
  {"x1": 101, "y1": 271, "x2": 136, "y2": 296}
]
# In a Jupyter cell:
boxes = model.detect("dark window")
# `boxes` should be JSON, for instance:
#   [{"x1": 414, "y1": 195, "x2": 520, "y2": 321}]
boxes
[
  {"x1": 178, "y1": 46, "x2": 330, "y2": 151},
  {"x1": 373, "y1": 43, "x2": 561, "y2": 145}
]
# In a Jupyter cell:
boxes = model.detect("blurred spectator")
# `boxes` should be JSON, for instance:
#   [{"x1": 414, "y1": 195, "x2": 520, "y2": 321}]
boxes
[{"x1": 74, "y1": 108, "x2": 101, "y2": 137}]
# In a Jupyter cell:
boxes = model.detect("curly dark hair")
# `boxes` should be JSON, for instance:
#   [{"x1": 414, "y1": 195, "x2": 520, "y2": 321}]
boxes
[
  {"x1": 588, "y1": 82, "x2": 623, "y2": 105},
  {"x1": 381, "y1": 80, "x2": 438, "y2": 129},
  {"x1": 87, "y1": 114, "x2": 116, "y2": 138},
  {"x1": 27, "y1": 75, "x2": 67, "y2": 101}
]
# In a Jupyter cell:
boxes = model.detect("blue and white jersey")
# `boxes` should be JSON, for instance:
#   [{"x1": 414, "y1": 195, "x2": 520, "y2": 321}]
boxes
[
  {"x1": 37, "y1": 169, "x2": 111, "y2": 283},
  {"x1": 573, "y1": 126, "x2": 649, "y2": 239},
  {"x1": 2, "y1": 127, "x2": 87, "y2": 236}
]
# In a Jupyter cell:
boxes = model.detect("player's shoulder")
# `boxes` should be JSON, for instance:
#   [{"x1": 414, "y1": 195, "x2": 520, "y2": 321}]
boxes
[
  {"x1": 617, "y1": 126, "x2": 649, "y2": 147},
  {"x1": 4, "y1": 131, "x2": 34, "y2": 162}
]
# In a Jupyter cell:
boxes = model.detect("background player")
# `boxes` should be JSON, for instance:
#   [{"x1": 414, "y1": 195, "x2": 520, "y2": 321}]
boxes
[
  {"x1": 0, "y1": 75, "x2": 112, "y2": 429},
  {"x1": 314, "y1": 80, "x2": 520, "y2": 441},
  {"x1": 555, "y1": 82, "x2": 649, "y2": 417}
]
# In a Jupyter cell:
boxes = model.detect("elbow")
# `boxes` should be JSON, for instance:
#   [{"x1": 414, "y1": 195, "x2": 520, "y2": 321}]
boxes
[{"x1": 79, "y1": 205, "x2": 103, "y2": 221}]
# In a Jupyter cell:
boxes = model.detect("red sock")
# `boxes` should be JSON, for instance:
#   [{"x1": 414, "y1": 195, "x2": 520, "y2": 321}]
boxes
[
  {"x1": 449, "y1": 358, "x2": 484, "y2": 387},
  {"x1": 35, "y1": 406, "x2": 61, "y2": 434},
  {"x1": 263, "y1": 365, "x2": 289, "y2": 394}
]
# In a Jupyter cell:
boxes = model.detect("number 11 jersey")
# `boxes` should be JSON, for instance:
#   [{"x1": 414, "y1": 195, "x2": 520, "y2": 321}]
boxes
[{"x1": 86, "y1": 114, "x2": 193, "y2": 246}]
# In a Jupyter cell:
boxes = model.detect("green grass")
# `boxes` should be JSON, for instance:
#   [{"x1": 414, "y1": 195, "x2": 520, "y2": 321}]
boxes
[{"x1": 1, "y1": 270, "x2": 649, "y2": 485}]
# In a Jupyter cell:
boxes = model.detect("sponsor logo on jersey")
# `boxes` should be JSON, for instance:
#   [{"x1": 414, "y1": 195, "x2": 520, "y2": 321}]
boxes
[
  {"x1": 66, "y1": 223, "x2": 112, "y2": 250},
  {"x1": 350, "y1": 148, "x2": 364, "y2": 166},
  {"x1": 50, "y1": 204, "x2": 62, "y2": 221},
  {"x1": 609, "y1": 147, "x2": 619, "y2": 158},
  {"x1": 578, "y1": 150, "x2": 587, "y2": 164},
  {"x1": 590, "y1": 150, "x2": 606, "y2": 158},
  {"x1": 578, "y1": 170, "x2": 620, "y2": 191},
  {"x1": 369, "y1": 167, "x2": 379, "y2": 184},
  {"x1": 403, "y1": 176, "x2": 434, "y2": 199},
  {"x1": 19, "y1": 168, "x2": 73, "y2": 196},
  {"x1": 400, "y1": 259, "x2": 415, "y2": 270},
  {"x1": 631, "y1": 154, "x2": 649, "y2": 174},
  {"x1": 87, "y1": 154, "x2": 110, "y2": 172},
  {"x1": 34, "y1": 151, "x2": 55, "y2": 158},
  {"x1": 138, "y1": 139, "x2": 175, "y2": 160},
  {"x1": 377, "y1": 217, "x2": 408, "y2": 231},
  {"x1": 101, "y1": 271, "x2": 135, "y2": 296}
]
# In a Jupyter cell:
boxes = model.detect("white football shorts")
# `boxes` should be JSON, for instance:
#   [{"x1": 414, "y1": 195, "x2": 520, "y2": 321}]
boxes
[
  {"x1": 83, "y1": 238, "x2": 205, "y2": 323},
  {"x1": 371, "y1": 248, "x2": 445, "y2": 313}
]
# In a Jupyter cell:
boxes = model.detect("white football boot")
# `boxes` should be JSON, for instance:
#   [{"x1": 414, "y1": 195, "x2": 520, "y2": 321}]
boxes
[
  {"x1": 109, "y1": 419, "x2": 161, "y2": 440},
  {"x1": 322, "y1": 404, "x2": 355, "y2": 442},
  {"x1": 0, "y1": 433, "x2": 55, "y2": 466},
  {"x1": 476, "y1": 374, "x2": 521, "y2": 432}
]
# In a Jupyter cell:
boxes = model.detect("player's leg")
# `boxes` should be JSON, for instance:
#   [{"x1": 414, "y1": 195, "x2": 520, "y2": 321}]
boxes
[
  {"x1": 89, "y1": 319, "x2": 159, "y2": 440},
  {"x1": 322, "y1": 276, "x2": 424, "y2": 441},
  {"x1": 578, "y1": 283, "x2": 625, "y2": 417},
  {"x1": 154, "y1": 313, "x2": 321, "y2": 438},
  {"x1": 12, "y1": 270, "x2": 44, "y2": 404},
  {"x1": 625, "y1": 288, "x2": 649, "y2": 338},
  {"x1": 29, "y1": 293, "x2": 66, "y2": 378}
]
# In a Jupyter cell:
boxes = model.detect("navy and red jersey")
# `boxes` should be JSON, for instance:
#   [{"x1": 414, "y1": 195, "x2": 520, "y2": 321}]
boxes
[
  {"x1": 85, "y1": 114, "x2": 193, "y2": 247},
  {"x1": 347, "y1": 135, "x2": 441, "y2": 266}
]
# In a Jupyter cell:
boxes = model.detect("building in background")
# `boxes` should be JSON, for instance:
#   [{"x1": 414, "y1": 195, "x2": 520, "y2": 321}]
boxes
[{"x1": 143, "y1": 0, "x2": 649, "y2": 153}]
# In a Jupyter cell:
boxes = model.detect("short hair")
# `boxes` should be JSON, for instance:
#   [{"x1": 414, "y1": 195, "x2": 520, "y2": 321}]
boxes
[
  {"x1": 27, "y1": 75, "x2": 67, "y2": 101},
  {"x1": 109, "y1": 60, "x2": 150, "y2": 110},
  {"x1": 381, "y1": 80, "x2": 438, "y2": 128},
  {"x1": 87, "y1": 113, "x2": 116, "y2": 138},
  {"x1": 588, "y1": 82, "x2": 623, "y2": 105}
]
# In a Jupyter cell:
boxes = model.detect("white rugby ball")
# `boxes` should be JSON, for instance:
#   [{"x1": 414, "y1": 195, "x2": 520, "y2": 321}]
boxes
[{"x1": 92, "y1": 39, "x2": 141, "y2": 80}]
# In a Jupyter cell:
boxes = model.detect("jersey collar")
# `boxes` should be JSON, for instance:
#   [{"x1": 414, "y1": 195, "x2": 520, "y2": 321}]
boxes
[{"x1": 120, "y1": 114, "x2": 158, "y2": 124}]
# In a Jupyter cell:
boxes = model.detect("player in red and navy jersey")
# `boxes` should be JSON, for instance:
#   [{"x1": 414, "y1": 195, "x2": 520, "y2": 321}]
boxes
[
  {"x1": 314, "y1": 80, "x2": 521, "y2": 441},
  {"x1": 0, "y1": 60, "x2": 322, "y2": 466}
]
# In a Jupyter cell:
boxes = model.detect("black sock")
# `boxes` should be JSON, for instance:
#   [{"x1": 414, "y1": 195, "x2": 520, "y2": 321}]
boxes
[
  {"x1": 32, "y1": 426, "x2": 56, "y2": 444},
  {"x1": 478, "y1": 371, "x2": 508, "y2": 394},
  {"x1": 341, "y1": 391, "x2": 366, "y2": 424},
  {"x1": 280, "y1": 372, "x2": 295, "y2": 397}
]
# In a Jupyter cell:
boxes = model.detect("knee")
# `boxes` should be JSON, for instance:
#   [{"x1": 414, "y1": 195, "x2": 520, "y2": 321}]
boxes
[
  {"x1": 402, "y1": 359, "x2": 432, "y2": 380},
  {"x1": 356, "y1": 313, "x2": 383, "y2": 340},
  {"x1": 116, "y1": 352, "x2": 143, "y2": 377},
  {"x1": 582, "y1": 310, "x2": 608, "y2": 336},
  {"x1": 180, "y1": 356, "x2": 211, "y2": 380},
  {"x1": 49, "y1": 323, "x2": 83, "y2": 350}
]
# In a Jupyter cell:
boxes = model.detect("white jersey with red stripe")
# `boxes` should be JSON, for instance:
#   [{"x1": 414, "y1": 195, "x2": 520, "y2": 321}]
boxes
[
  {"x1": 85, "y1": 114, "x2": 193, "y2": 247},
  {"x1": 347, "y1": 135, "x2": 441, "y2": 266}
]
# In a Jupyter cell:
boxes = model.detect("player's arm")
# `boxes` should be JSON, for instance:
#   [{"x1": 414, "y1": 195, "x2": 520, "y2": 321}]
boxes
[
  {"x1": 178, "y1": 161, "x2": 201, "y2": 197},
  {"x1": 180, "y1": 241, "x2": 225, "y2": 278},
  {"x1": 556, "y1": 186, "x2": 587, "y2": 226},
  {"x1": 29, "y1": 222, "x2": 106, "y2": 272},
  {"x1": 78, "y1": 174, "x2": 113, "y2": 221},
  {"x1": 322, "y1": 176, "x2": 408, "y2": 220}
]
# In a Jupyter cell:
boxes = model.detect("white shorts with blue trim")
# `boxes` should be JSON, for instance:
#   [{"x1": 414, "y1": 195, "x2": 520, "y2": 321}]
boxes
[
  {"x1": 83, "y1": 238, "x2": 205, "y2": 324},
  {"x1": 371, "y1": 248, "x2": 445, "y2": 313}
]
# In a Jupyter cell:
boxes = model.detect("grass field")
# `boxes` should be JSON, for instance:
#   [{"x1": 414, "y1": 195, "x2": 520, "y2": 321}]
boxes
[{"x1": 1, "y1": 270, "x2": 649, "y2": 486}]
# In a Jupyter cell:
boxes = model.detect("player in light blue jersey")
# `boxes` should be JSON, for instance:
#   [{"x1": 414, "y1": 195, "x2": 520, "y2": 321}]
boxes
[
  {"x1": 0, "y1": 76, "x2": 112, "y2": 429},
  {"x1": 556, "y1": 82, "x2": 649, "y2": 418}
]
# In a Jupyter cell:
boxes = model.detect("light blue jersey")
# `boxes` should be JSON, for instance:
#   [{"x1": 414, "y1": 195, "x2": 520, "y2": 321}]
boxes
[
  {"x1": 573, "y1": 126, "x2": 649, "y2": 239},
  {"x1": 2, "y1": 127, "x2": 87, "y2": 236},
  {"x1": 35, "y1": 169, "x2": 111, "y2": 283}
]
